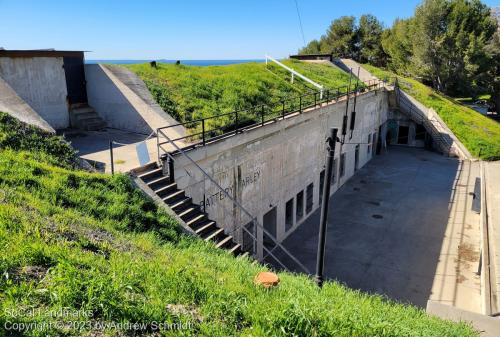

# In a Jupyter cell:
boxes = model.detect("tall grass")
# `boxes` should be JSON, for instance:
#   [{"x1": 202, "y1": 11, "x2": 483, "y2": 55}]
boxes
[
  {"x1": 363, "y1": 64, "x2": 500, "y2": 161},
  {"x1": 124, "y1": 60, "x2": 352, "y2": 128},
  {"x1": 0, "y1": 112, "x2": 478, "y2": 336}
]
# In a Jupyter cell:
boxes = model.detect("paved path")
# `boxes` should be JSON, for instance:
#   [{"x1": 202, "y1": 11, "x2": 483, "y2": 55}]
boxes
[
  {"x1": 333, "y1": 59, "x2": 379, "y2": 84},
  {"x1": 280, "y1": 147, "x2": 481, "y2": 312}
]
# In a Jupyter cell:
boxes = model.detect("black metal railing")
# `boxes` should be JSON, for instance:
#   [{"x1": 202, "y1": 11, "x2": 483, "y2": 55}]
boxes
[{"x1": 157, "y1": 78, "x2": 387, "y2": 160}]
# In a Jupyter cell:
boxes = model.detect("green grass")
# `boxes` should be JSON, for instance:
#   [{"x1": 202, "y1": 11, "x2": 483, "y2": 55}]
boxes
[
  {"x1": 363, "y1": 64, "x2": 500, "y2": 161},
  {"x1": 123, "y1": 60, "x2": 352, "y2": 135},
  {"x1": 0, "y1": 112, "x2": 478, "y2": 336}
]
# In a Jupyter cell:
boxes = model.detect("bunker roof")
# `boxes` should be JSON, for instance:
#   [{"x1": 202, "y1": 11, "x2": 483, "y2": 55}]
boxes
[{"x1": 0, "y1": 49, "x2": 85, "y2": 58}]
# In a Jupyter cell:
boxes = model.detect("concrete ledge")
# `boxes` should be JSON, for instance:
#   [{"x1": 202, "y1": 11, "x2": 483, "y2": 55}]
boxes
[{"x1": 427, "y1": 300, "x2": 500, "y2": 337}]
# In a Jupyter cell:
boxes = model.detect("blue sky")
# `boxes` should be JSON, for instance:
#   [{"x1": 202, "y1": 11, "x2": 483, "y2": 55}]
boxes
[{"x1": 1, "y1": 0, "x2": 498, "y2": 59}]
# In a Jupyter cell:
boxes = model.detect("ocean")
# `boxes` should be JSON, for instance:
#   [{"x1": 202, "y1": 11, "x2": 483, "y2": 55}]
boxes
[{"x1": 85, "y1": 59, "x2": 266, "y2": 66}]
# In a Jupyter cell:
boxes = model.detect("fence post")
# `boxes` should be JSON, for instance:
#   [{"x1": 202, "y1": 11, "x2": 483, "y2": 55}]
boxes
[
  {"x1": 337, "y1": 88, "x2": 340, "y2": 101},
  {"x1": 202, "y1": 119, "x2": 206, "y2": 146},
  {"x1": 167, "y1": 156, "x2": 175, "y2": 183},
  {"x1": 326, "y1": 90, "x2": 329, "y2": 103},
  {"x1": 109, "y1": 140, "x2": 114, "y2": 175},
  {"x1": 261, "y1": 105, "x2": 265, "y2": 126},
  {"x1": 314, "y1": 92, "x2": 317, "y2": 107},
  {"x1": 282, "y1": 101, "x2": 285, "y2": 119},
  {"x1": 299, "y1": 96, "x2": 302, "y2": 113},
  {"x1": 235, "y1": 111, "x2": 239, "y2": 133}
]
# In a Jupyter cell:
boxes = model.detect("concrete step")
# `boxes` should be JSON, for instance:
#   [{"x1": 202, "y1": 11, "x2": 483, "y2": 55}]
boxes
[
  {"x1": 204, "y1": 228, "x2": 224, "y2": 242},
  {"x1": 163, "y1": 190, "x2": 185, "y2": 203},
  {"x1": 82, "y1": 120, "x2": 106, "y2": 131},
  {"x1": 178, "y1": 207, "x2": 199, "y2": 220},
  {"x1": 148, "y1": 176, "x2": 172, "y2": 190},
  {"x1": 216, "y1": 235, "x2": 234, "y2": 249},
  {"x1": 194, "y1": 221, "x2": 216, "y2": 235},
  {"x1": 138, "y1": 167, "x2": 163, "y2": 182},
  {"x1": 170, "y1": 197, "x2": 193, "y2": 211},
  {"x1": 186, "y1": 213, "x2": 207, "y2": 227},
  {"x1": 75, "y1": 112, "x2": 99, "y2": 121},
  {"x1": 155, "y1": 182, "x2": 177, "y2": 196},
  {"x1": 71, "y1": 106, "x2": 94, "y2": 114},
  {"x1": 228, "y1": 243, "x2": 241, "y2": 255}
]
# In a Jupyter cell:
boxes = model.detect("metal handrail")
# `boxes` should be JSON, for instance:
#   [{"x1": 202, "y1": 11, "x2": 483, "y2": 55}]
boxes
[
  {"x1": 157, "y1": 79, "x2": 387, "y2": 161},
  {"x1": 157, "y1": 128, "x2": 311, "y2": 274}
]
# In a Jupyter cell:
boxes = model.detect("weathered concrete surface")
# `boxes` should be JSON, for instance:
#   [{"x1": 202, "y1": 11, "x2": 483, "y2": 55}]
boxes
[
  {"x1": 0, "y1": 56, "x2": 69, "y2": 129},
  {"x1": 0, "y1": 75, "x2": 54, "y2": 132},
  {"x1": 333, "y1": 58, "x2": 379, "y2": 84},
  {"x1": 427, "y1": 301, "x2": 500, "y2": 337},
  {"x1": 279, "y1": 147, "x2": 481, "y2": 312},
  {"x1": 172, "y1": 89, "x2": 388, "y2": 257},
  {"x1": 485, "y1": 161, "x2": 500, "y2": 314},
  {"x1": 398, "y1": 89, "x2": 472, "y2": 159},
  {"x1": 85, "y1": 64, "x2": 186, "y2": 138},
  {"x1": 65, "y1": 128, "x2": 157, "y2": 173}
]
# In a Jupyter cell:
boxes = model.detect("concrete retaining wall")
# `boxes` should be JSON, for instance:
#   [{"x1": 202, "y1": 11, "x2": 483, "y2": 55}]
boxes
[
  {"x1": 171, "y1": 90, "x2": 389, "y2": 255},
  {"x1": 0, "y1": 75, "x2": 54, "y2": 132},
  {"x1": 85, "y1": 64, "x2": 186, "y2": 138},
  {"x1": 0, "y1": 57, "x2": 69, "y2": 129},
  {"x1": 398, "y1": 89, "x2": 472, "y2": 159}
]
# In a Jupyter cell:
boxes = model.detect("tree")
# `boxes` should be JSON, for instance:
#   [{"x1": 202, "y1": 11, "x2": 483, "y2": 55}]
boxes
[
  {"x1": 319, "y1": 16, "x2": 357, "y2": 58},
  {"x1": 410, "y1": 0, "x2": 497, "y2": 95},
  {"x1": 299, "y1": 39, "x2": 321, "y2": 54},
  {"x1": 357, "y1": 15, "x2": 386, "y2": 66},
  {"x1": 381, "y1": 19, "x2": 414, "y2": 75}
]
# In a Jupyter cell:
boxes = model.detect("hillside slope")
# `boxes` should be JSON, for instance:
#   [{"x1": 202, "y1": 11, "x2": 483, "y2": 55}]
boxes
[
  {"x1": 0, "y1": 112, "x2": 478, "y2": 336},
  {"x1": 123, "y1": 59, "x2": 352, "y2": 125},
  {"x1": 363, "y1": 64, "x2": 500, "y2": 161}
]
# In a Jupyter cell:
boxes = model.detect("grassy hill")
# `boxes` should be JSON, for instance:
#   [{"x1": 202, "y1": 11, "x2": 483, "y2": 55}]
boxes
[
  {"x1": 363, "y1": 64, "x2": 500, "y2": 161},
  {"x1": 123, "y1": 60, "x2": 352, "y2": 127},
  {"x1": 0, "y1": 112, "x2": 478, "y2": 336}
]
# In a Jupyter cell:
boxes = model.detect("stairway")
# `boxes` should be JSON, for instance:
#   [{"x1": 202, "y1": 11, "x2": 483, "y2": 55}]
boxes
[
  {"x1": 69, "y1": 104, "x2": 107, "y2": 131},
  {"x1": 137, "y1": 163, "x2": 245, "y2": 256}
]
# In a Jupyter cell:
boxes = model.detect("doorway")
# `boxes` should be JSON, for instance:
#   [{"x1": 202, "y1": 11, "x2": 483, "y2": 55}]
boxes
[
  {"x1": 398, "y1": 126, "x2": 409, "y2": 145},
  {"x1": 63, "y1": 56, "x2": 88, "y2": 105}
]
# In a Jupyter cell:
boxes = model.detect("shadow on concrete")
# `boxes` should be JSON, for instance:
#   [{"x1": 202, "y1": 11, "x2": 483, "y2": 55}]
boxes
[
  {"x1": 275, "y1": 147, "x2": 461, "y2": 308},
  {"x1": 64, "y1": 128, "x2": 149, "y2": 156}
]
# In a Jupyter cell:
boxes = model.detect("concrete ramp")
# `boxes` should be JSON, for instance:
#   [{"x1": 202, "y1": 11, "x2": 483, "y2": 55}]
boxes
[
  {"x1": 0, "y1": 75, "x2": 54, "y2": 133},
  {"x1": 85, "y1": 64, "x2": 186, "y2": 139},
  {"x1": 333, "y1": 58, "x2": 379, "y2": 84}
]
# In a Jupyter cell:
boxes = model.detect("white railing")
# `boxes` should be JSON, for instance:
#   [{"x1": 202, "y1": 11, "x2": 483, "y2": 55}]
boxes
[{"x1": 265, "y1": 55, "x2": 324, "y2": 99}]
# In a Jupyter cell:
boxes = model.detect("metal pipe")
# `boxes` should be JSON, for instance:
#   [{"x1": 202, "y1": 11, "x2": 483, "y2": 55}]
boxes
[
  {"x1": 315, "y1": 127, "x2": 338, "y2": 287},
  {"x1": 109, "y1": 140, "x2": 114, "y2": 175}
]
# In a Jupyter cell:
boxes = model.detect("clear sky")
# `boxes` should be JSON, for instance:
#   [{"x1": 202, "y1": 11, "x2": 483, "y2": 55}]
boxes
[{"x1": 1, "y1": 0, "x2": 498, "y2": 60}]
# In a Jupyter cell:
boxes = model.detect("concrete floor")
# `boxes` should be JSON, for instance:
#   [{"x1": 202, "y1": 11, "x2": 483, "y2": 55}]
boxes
[
  {"x1": 63, "y1": 128, "x2": 158, "y2": 173},
  {"x1": 277, "y1": 147, "x2": 481, "y2": 312}
]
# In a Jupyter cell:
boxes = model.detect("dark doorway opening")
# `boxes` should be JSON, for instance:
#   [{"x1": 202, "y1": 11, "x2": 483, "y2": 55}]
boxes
[
  {"x1": 263, "y1": 207, "x2": 277, "y2": 251},
  {"x1": 63, "y1": 56, "x2": 88, "y2": 105},
  {"x1": 415, "y1": 124, "x2": 426, "y2": 140},
  {"x1": 397, "y1": 126, "x2": 409, "y2": 145}
]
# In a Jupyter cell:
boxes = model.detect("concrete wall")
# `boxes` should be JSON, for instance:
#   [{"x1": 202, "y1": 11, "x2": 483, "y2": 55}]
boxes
[
  {"x1": 85, "y1": 64, "x2": 186, "y2": 138},
  {"x1": 171, "y1": 90, "x2": 389, "y2": 256},
  {"x1": 0, "y1": 57, "x2": 69, "y2": 129},
  {"x1": 0, "y1": 75, "x2": 55, "y2": 133}
]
